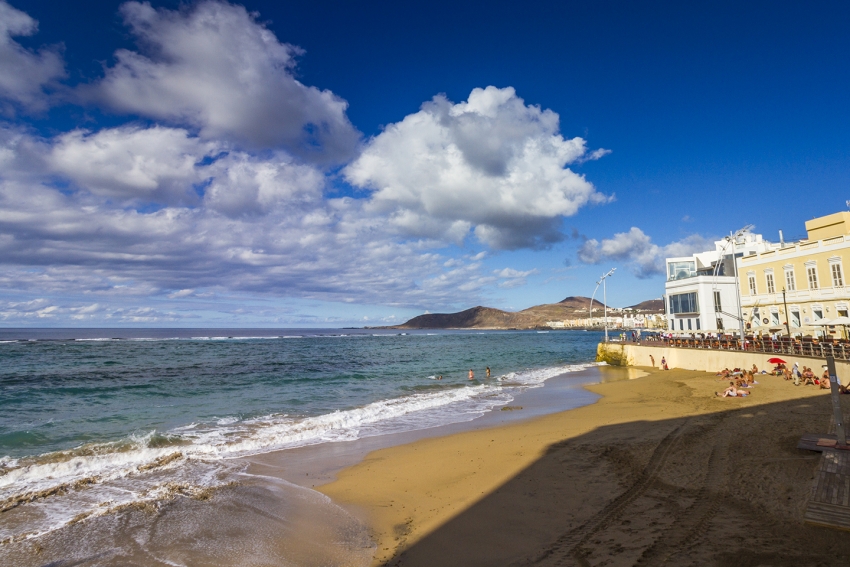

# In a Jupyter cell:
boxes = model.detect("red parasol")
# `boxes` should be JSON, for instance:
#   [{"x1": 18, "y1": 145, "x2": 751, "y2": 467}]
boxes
[{"x1": 767, "y1": 357, "x2": 786, "y2": 364}]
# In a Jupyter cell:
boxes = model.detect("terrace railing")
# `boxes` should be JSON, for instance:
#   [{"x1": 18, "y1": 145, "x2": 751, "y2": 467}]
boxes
[{"x1": 612, "y1": 335, "x2": 850, "y2": 361}]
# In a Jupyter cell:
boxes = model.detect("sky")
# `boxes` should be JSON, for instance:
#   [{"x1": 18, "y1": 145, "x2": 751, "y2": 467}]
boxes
[{"x1": 0, "y1": 0, "x2": 848, "y2": 327}]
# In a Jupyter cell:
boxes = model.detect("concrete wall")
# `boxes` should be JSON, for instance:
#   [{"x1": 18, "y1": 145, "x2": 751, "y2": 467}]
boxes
[{"x1": 596, "y1": 342, "x2": 850, "y2": 385}]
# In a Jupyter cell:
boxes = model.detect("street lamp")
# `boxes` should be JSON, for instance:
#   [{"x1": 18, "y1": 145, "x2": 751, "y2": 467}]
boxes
[
  {"x1": 782, "y1": 287, "x2": 791, "y2": 336},
  {"x1": 590, "y1": 268, "x2": 616, "y2": 342},
  {"x1": 725, "y1": 225, "x2": 753, "y2": 341}
]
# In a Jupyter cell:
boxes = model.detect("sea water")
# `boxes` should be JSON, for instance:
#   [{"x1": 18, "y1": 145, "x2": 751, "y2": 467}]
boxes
[{"x1": 0, "y1": 328, "x2": 602, "y2": 565}]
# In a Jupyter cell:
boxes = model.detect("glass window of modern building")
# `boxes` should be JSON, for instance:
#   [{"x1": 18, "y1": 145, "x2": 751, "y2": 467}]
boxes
[
  {"x1": 667, "y1": 261, "x2": 696, "y2": 281},
  {"x1": 669, "y1": 292, "x2": 699, "y2": 314}
]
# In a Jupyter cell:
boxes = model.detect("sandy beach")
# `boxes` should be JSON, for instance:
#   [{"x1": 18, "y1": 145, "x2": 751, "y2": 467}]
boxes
[{"x1": 320, "y1": 367, "x2": 850, "y2": 566}]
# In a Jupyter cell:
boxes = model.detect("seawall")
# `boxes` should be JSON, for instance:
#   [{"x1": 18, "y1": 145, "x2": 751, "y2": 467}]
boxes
[{"x1": 597, "y1": 342, "x2": 850, "y2": 383}]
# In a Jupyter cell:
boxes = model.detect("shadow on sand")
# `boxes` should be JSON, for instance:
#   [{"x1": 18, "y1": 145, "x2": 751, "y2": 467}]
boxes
[{"x1": 382, "y1": 394, "x2": 850, "y2": 567}]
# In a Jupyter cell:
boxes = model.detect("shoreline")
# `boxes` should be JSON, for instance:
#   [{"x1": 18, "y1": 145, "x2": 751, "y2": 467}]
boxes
[
  {"x1": 243, "y1": 363, "x2": 618, "y2": 490},
  {"x1": 318, "y1": 366, "x2": 850, "y2": 566}
]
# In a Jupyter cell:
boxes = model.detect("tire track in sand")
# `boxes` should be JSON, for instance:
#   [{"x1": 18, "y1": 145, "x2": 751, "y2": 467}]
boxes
[
  {"x1": 521, "y1": 419, "x2": 690, "y2": 567},
  {"x1": 633, "y1": 418, "x2": 729, "y2": 567}
]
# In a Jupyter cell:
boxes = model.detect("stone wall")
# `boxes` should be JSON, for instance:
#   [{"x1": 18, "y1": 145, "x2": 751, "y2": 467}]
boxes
[{"x1": 597, "y1": 342, "x2": 850, "y2": 384}]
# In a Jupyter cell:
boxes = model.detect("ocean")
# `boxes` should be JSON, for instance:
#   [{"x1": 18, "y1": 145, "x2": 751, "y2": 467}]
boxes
[{"x1": 0, "y1": 328, "x2": 603, "y2": 566}]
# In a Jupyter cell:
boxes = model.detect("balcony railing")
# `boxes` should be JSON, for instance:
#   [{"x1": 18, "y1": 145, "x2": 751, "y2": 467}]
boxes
[{"x1": 610, "y1": 335, "x2": 850, "y2": 361}]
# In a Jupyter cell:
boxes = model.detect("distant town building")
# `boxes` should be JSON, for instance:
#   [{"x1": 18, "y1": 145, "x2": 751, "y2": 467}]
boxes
[
  {"x1": 664, "y1": 233, "x2": 775, "y2": 334},
  {"x1": 738, "y1": 211, "x2": 850, "y2": 338}
]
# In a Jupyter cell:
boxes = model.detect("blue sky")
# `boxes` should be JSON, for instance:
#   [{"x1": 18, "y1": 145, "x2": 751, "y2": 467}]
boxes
[{"x1": 0, "y1": 0, "x2": 848, "y2": 327}]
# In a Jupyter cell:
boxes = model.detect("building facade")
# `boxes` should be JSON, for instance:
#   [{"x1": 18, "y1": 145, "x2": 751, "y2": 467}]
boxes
[
  {"x1": 664, "y1": 233, "x2": 774, "y2": 334},
  {"x1": 738, "y1": 212, "x2": 850, "y2": 338}
]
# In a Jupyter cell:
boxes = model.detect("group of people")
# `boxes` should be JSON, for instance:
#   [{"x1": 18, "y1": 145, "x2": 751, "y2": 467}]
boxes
[
  {"x1": 434, "y1": 366, "x2": 492, "y2": 381},
  {"x1": 772, "y1": 362, "x2": 847, "y2": 390},
  {"x1": 714, "y1": 361, "x2": 850, "y2": 397},
  {"x1": 715, "y1": 364, "x2": 761, "y2": 397}
]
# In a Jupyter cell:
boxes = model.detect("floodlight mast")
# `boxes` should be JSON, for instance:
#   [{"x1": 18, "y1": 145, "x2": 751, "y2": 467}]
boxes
[{"x1": 590, "y1": 268, "x2": 616, "y2": 342}]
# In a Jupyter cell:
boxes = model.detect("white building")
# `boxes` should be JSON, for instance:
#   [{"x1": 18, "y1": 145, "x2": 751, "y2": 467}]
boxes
[{"x1": 664, "y1": 232, "x2": 776, "y2": 334}]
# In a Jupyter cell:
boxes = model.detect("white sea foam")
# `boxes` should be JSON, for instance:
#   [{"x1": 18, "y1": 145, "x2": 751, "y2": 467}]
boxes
[{"x1": 0, "y1": 361, "x2": 598, "y2": 544}]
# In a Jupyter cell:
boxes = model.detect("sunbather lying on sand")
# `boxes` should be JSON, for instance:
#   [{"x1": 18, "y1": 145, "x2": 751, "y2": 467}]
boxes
[{"x1": 716, "y1": 382, "x2": 750, "y2": 397}]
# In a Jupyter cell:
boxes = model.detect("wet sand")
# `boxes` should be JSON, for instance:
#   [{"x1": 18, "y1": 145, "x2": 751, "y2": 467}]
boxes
[{"x1": 320, "y1": 367, "x2": 850, "y2": 567}]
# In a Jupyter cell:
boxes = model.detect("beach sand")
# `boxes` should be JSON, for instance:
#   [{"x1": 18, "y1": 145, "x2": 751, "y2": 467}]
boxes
[{"x1": 320, "y1": 367, "x2": 850, "y2": 566}]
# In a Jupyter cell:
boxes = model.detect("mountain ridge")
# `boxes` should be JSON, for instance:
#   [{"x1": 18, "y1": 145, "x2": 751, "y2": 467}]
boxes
[{"x1": 384, "y1": 296, "x2": 663, "y2": 330}]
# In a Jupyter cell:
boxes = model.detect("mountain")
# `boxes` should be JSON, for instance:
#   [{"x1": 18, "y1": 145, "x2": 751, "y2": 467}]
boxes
[
  {"x1": 625, "y1": 298, "x2": 665, "y2": 313},
  {"x1": 391, "y1": 296, "x2": 613, "y2": 329}
]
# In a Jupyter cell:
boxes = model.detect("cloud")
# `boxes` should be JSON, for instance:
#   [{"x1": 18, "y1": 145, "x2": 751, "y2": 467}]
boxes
[
  {"x1": 578, "y1": 227, "x2": 714, "y2": 278},
  {"x1": 49, "y1": 126, "x2": 218, "y2": 204},
  {"x1": 0, "y1": 126, "x2": 507, "y2": 313},
  {"x1": 0, "y1": 0, "x2": 66, "y2": 113},
  {"x1": 345, "y1": 86, "x2": 610, "y2": 249},
  {"x1": 87, "y1": 1, "x2": 359, "y2": 163},
  {"x1": 495, "y1": 267, "x2": 538, "y2": 288}
]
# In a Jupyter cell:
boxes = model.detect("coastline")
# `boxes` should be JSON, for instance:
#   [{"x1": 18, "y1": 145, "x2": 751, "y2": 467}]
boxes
[{"x1": 319, "y1": 366, "x2": 850, "y2": 566}]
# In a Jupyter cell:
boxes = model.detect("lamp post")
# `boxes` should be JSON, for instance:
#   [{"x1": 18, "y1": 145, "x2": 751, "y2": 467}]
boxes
[
  {"x1": 725, "y1": 226, "x2": 752, "y2": 342},
  {"x1": 591, "y1": 268, "x2": 616, "y2": 342},
  {"x1": 782, "y1": 287, "x2": 791, "y2": 336}
]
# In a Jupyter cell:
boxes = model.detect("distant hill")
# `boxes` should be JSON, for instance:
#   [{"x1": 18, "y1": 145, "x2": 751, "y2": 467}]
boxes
[
  {"x1": 391, "y1": 296, "x2": 614, "y2": 330},
  {"x1": 625, "y1": 298, "x2": 665, "y2": 313}
]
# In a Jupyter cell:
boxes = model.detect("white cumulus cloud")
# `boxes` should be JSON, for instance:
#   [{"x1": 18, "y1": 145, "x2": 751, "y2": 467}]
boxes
[
  {"x1": 345, "y1": 86, "x2": 610, "y2": 250},
  {"x1": 0, "y1": 0, "x2": 66, "y2": 113},
  {"x1": 578, "y1": 227, "x2": 714, "y2": 278},
  {"x1": 49, "y1": 126, "x2": 218, "y2": 204},
  {"x1": 88, "y1": 1, "x2": 359, "y2": 163}
]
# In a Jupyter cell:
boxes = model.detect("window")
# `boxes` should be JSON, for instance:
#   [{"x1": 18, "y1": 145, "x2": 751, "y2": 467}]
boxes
[
  {"x1": 687, "y1": 319, "x2": 692, "y2": 330},
  {"x1": 679, "y1": 319, "x2": 684, "y2": 330},
  {"x1": 713, "y1": 291, "x2": 722, "y2": 312},
  {"x1": 839, "y1": 309, "x2": 848, "y2": 318},
  {"x1": 813, "y1": 307, "x2": 824, "y2": 321},
  {"x1": 716, "y1": 317, "x2": 724, "y2": 330},
  {"x1": 667, "y1": 261, "x2": 696, "y2": 281},
  {"x1": 807, "y1": 266, "x2": 819, "y2": 290},
  {"x1": 771, "y1": 310, "x2": 780, "y2": 326},
  {"x1": 669, "y1": 292, "x2": 699, "y2": 314},
  {"x1": 832, "y1": 263, "x2": 844, "y2": 287},
  {"x1": 765, "y1": 272, "x2": 775, "y2": 294},
  {"x1": 785, "y1": 269, "x2": 796, "y2": 291},
  {"x1": 696, "y1": 318, "x2": 700, "y2": 330},
  {"x1": 791, "y1": 309, "x2": 801, "y2": 328},
  {"x1": 748, "y1": 275, "x2": 757, "y2": 295}
]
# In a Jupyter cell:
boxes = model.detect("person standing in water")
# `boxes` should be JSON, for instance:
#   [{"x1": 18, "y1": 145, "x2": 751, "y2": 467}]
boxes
[
  {"x1": 468, "y1": 369, "x2": 474, "y2": 380},
  {"x1": 486, "y1": 366, "x2": 491, "y2": 378}
]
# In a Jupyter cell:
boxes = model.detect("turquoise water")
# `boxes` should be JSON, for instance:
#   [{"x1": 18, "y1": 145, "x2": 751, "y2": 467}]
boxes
[{"x1": 0, "y1": 328, "x2": 602, "y2": 547}]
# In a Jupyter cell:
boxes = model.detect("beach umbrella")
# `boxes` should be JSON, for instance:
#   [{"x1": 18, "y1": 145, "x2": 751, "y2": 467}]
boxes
[{"x1": 767, "y1": 357, "x2": 786, "y2": 364}]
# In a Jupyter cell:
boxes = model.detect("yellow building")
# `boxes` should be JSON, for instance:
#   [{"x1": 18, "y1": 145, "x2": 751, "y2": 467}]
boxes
[{"x1": 738, "y1": 211, "x2": 850, "y2": 337}]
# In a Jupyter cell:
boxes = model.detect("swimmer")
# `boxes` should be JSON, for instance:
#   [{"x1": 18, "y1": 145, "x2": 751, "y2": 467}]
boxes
[
  {"x1": 486, "y1": 366, "x2": 491, "y2": 378},
  {"x1": 468, "y1": 369, "x2": 474, "y2": 380}
]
